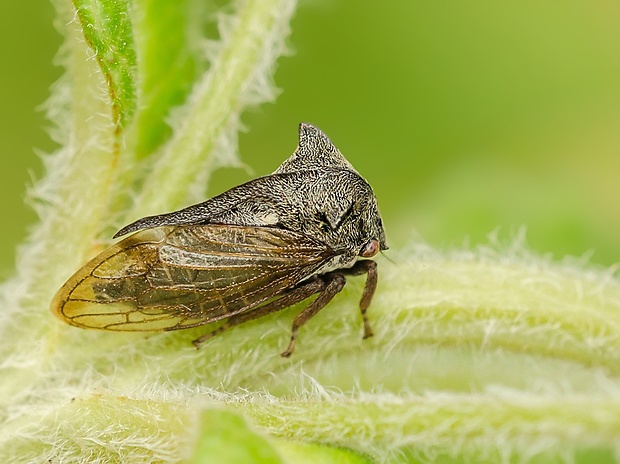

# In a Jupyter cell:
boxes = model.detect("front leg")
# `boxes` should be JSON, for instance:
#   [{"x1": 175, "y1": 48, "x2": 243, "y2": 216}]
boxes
[
  {"x1": 340, "y1": 259, "x2": 378, "y2": 339},
  {"x1": 192, "y1": 276, "x2": 326, "y2": 348}
]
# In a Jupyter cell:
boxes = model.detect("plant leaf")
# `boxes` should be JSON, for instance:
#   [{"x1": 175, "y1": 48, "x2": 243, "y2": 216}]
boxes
[
  {"x1": 129, "y1": 0, "x2": 206, "y2": 158},
  {"x1": 73, "y1": 0, "x2": 137, "y2": 135}
]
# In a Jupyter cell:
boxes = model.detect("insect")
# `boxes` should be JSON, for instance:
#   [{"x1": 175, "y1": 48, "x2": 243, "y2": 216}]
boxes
[{"x1": 51, "y1": 123, "x2": 388, "y2": 356}]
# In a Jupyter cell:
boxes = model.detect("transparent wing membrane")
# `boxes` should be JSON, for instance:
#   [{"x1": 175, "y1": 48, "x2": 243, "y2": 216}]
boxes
[{"x1": 52, "y1": 225, "x2": 334, "y2": 332}]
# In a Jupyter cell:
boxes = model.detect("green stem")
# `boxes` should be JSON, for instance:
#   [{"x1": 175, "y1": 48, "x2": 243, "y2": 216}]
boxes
[
  {"x1": 8, "y1": 2, "x2": 119, "y2": 328},
  {"x1": 130, "y1": 0, "x2": 296, "y2": 218}
]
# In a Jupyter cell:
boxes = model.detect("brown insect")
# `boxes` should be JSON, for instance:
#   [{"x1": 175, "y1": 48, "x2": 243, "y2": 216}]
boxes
[{"x1": 51, "y1": 123, "x2": 387, "y2": 356}]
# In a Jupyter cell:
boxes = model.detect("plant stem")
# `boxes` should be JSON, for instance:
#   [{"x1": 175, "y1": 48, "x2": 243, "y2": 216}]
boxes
[{"x1": 130, "y1": 0, "x2": 296, "y2": 218}]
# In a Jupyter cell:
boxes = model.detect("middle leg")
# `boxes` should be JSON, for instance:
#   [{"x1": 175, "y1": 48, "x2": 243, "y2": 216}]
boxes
[
  {"x1": 280, "y1": 273, "x2": 346, "y2": 357},
  {"x1": 192, "y1": 276, "x2": 326, "y2": 348}
]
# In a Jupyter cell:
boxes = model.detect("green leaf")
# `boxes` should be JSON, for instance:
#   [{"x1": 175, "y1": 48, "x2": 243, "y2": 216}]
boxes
[
  {"x1": 190, "y1": 409, "x2": 283, "y2": 464},
  {"x1": 129, "y1": 0, "x2": 205, "y2": 158},
  {"x1": 73, "y1": 0, "x2": 137, "y2": 133},
  {"x1": 129, "y1": 0, "x2": 296, "y2": 217},
  {"x1": 273, "y1": 440, "x2": 372, "y2": 464},
  {"x1": 191, "y1": 411, "x2": 373, "y2": 464}
]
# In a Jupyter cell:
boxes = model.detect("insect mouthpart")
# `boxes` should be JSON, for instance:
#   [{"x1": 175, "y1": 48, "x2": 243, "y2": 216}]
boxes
[{"x1": 359, "y1": 239, "x2": 380, "y2": 258}]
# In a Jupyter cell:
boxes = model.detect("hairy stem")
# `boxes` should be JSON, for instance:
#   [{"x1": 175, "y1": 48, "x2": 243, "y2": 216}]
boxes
[{"x1": 131, "y1": 0, "x2": 294, "y2": 217}]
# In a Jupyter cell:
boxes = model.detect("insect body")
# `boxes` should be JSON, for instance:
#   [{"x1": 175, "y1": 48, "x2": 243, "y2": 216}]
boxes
[{"x1": 51, "y1": 123, "x2": 387, "y2": 356}]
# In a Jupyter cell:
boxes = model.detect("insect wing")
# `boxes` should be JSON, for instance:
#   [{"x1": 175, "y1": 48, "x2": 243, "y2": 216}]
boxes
[{"x1": 51, "y1": 224, "x2": 335, "y2": 332}]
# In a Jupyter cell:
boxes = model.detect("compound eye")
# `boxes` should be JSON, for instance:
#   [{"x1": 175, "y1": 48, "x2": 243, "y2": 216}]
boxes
[{"x1": 359, "y1": 239, "x2": 380, "y2": 258}]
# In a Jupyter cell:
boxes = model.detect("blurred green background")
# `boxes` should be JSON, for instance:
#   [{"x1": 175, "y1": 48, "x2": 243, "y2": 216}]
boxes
[{"x1": 2, "y1": 0, "x2": 620, "y2": 277}]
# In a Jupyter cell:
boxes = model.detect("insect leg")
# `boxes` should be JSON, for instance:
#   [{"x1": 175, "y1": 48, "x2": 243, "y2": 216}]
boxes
[
  {"x1": 192, "y1": 277, "x2": 326, "y2": 348},
  {"x1": 281, "y1": 273, "x2": 346, "y2": 358},
  {"x1": 339, "y1": 260, "x2": 377, "y2": 339}
]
